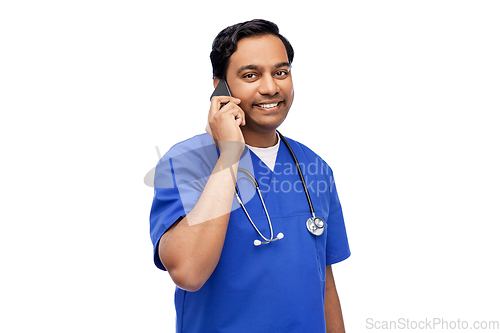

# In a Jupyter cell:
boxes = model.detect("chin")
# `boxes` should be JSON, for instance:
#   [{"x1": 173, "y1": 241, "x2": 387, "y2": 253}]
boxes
[{"x1": 254, "y1": 117, "x2": 288, "y2": 132}]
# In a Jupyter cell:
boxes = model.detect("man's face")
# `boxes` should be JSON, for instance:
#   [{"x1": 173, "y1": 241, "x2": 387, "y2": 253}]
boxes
[{"x1": 223, "y1": 34, "x2": 294, "y2": 138}]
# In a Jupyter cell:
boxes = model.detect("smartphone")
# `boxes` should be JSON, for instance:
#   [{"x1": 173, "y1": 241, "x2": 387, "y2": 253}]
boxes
[{"x1": 210, "y1": 78, "x2": 232, "y2": 100}]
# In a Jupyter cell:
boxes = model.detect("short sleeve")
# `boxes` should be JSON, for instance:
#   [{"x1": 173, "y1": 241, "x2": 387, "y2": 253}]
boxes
[
  {"x1": 149, "y1": 158, "x2": 186, "y2": 270},
  {"x1": 149, "y1": 134, "x2": 219, "y2": 270},
  {"x1": 325, "y1": 176, "x2": 351, "y2": 265}
]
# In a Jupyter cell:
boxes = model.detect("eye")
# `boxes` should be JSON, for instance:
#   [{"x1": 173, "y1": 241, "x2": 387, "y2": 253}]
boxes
[
  {"x1": 242, "y1": 73, "x2": 257, "y2": 79},
  {"x1": 275, "y1": 70, "x2": 289, "y2": 77}
]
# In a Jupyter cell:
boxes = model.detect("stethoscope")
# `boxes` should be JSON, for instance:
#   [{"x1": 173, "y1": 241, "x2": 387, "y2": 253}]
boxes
[{"x1": 234, "y1": 131, "x2": 325, "y2": 246}]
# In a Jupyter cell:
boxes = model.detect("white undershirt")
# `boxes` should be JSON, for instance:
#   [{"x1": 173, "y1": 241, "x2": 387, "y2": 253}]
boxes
[{"x1": 246, "y1": 134, "x2": 281, "y2": 171}]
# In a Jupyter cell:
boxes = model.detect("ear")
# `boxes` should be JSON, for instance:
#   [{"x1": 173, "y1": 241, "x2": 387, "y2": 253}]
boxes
[{"x1": 213, "y1": 77, "x2": 220, "y2": 88}]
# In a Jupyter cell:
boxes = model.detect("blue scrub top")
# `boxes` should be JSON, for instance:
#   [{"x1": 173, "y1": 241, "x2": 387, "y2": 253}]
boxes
[{"x1": 150, "y1": 133, "x2": 350, "y2": 333}]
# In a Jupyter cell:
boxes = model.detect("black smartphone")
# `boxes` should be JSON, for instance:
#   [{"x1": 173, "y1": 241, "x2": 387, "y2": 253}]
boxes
[{"x1": 210, "y1": 78, "x2": 232, "y2": 100}]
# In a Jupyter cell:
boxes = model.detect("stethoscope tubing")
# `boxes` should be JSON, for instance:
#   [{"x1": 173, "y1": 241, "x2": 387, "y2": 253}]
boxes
[
  {"x1": 235, "y1": 169, "x2": 275, "y2": 243},
  {"x1": 276, "y1": 131, "x2": 317, "y2": 219},
  {"x1": 235, "y1": 131, "x2": 324, "y2": 245}
]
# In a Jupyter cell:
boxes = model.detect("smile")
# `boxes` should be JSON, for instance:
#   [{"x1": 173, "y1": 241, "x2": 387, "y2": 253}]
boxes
[{"x1": 255, "y1": 101, "x2": 281, "y2": 109}]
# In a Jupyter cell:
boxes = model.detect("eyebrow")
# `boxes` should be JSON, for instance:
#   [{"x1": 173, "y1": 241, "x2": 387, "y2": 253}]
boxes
[{"x1": 237, "y1": 62, "x2": 291, "y2": 75}]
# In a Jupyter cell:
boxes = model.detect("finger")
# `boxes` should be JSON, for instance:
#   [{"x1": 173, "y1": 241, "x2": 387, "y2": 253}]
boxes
[
  {"x1": 212, "y1": 103, "x2": 245, "y2": 128},
  {"x1": 225, "y1": 103, "x2": 245, "y2": 126},
  {"x1": 240, "y1": 109, "x2": 245, "y2": 126},
  {"x1": 213, "y1": 96, "x2": 240, "y2": 104},
  {"x1": 209, "y1": 97, "x2": 241, "y2": 118},
  {"x1": 229, "y1": 106, "x2": 245, "y2": 127},
  {"x1": 235, "y1": 108, "x2": 245, "y2": 127}
]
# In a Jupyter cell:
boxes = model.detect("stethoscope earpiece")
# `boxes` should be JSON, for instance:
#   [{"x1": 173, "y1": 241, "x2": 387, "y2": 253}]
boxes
[{"x1": 253, "y1": 232, "x2": 284, "y2": 247}]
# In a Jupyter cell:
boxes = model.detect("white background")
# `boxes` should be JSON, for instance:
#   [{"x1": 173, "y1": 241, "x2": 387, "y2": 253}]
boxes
[{"x1": 1, "y1": 1, "x2": 499, "y2": 332}]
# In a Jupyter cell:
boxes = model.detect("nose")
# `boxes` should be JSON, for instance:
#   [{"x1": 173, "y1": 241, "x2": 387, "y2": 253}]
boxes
[{"x1": 258, "y1": 74, "x2": 279, "y2": 96}]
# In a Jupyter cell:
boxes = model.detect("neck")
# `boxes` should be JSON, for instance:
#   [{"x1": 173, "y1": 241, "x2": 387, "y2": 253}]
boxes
[{"x1": 243, "y1": 130, "x2": 278, "y2": 148}]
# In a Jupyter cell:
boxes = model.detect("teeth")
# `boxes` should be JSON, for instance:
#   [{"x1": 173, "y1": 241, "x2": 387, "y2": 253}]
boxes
[{"x1": 257, "y1": 102, "x2": 279, "y2": 108}]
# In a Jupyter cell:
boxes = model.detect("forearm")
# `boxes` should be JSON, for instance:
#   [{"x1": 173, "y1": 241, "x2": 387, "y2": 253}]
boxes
[
  {"x1": 325, "y1": 265, "x2": 346, "y2": 333},
  {"x1": 159, "y1": 153, "x2": 240, "y2": 291}
]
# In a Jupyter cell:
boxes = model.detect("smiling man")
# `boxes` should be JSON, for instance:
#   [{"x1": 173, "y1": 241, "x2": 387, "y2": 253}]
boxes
[{"x1": 150, "y1": 19, "x2": 350, "y2": 333}]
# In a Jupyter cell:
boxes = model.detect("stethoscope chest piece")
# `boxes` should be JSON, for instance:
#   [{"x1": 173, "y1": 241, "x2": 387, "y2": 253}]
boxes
[{"x1": 306, "y1": 217, "x2": 325, "y2": 236}]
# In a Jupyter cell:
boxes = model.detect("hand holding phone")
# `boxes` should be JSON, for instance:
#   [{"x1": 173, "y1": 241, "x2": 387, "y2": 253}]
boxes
[{"x1": 207, "y1": 79, "x2": 246, "y2": 154}]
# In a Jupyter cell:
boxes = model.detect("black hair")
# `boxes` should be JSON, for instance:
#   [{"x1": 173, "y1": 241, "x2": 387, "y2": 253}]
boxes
[{"x1": 210, "y1": 19, "x2": 294, "y2": 79}]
